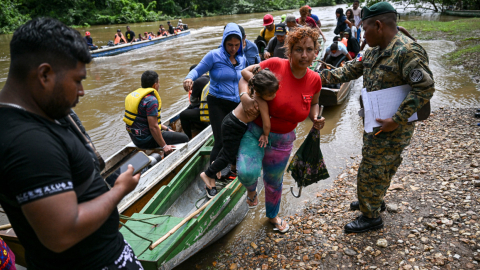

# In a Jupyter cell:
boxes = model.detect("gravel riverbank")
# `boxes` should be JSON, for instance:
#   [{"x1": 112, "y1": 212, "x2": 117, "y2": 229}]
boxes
[{"x1": 213, "y1": 108, "x2": 480, "y2": 270}]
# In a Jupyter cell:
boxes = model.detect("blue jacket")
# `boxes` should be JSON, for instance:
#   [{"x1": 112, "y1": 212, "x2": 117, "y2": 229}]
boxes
[
  {"x1": 185, "y1": 23, "x2": 245, "y2": 103},
  {"x1": 244, "y1": 39, "x2": 261, "y2": 66}
]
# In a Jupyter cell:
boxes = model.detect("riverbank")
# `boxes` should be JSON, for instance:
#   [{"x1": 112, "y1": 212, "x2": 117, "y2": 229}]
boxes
[
  {"x1": 213, "y1": 108, "x2": 480, "y2": 270},
  {"x1": 399, "y1": 18, "x2": 480, "y2": 80}
]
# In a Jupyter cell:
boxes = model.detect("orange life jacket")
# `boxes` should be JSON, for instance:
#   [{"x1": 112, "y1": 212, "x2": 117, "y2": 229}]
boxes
[
  {"x1": 114, "y1": 34, "x2": 127, "y2": 45},
  {"x1": 341, "y1": 38, "x2": 348, "y2": 47}
]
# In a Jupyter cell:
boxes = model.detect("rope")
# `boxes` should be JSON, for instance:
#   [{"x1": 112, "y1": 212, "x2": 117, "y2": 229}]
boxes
[{"x1": 120, "y1": 221, "x2": 153, "y2": 256}]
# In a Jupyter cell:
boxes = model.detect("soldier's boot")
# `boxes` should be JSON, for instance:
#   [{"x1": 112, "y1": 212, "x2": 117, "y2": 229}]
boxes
[
  {"x1": 344, "y1": 215, "x2": 384, "y2": 233},
  {"x1": 350, "y1": 201, "x2": 386, "y2": 212}
]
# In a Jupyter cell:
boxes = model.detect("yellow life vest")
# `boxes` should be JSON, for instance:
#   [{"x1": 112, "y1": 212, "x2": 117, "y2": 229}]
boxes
[
  {"x1": 123, "y1": 88, "x2": 162, "y2": 126},
  {"x1": 199, "y1": 82, "x2": 210, "y2": 122}
]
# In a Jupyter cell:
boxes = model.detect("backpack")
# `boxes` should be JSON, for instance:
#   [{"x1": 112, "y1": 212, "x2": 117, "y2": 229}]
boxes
[
  {"x1": 107, "y1": 40, "x2": 114, "y2": 46},
  {"x1": 199, "y1": 82, "x2": 210, "y2": 122},
  {"x1": 254, "y1": 27, "x2": 268, "y2": 55}
]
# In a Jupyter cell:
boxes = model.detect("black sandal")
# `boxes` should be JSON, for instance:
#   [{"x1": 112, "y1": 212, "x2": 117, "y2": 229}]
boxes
[{"x1": 246, "y1": 191, "x2": 258, "y2": 209}]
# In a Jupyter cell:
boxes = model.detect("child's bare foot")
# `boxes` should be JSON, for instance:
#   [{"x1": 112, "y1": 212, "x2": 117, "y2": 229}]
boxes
[{"x1": 200, "y1": 172, "x2": 215, "y2": 189}]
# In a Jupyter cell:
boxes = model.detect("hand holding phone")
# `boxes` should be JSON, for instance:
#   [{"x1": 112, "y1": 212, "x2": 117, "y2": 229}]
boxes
[{"x1": 115, "y1": 165, "x2": 140, "y2": 196}]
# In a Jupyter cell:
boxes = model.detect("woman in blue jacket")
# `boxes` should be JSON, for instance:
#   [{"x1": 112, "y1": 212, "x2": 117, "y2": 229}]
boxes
[{"x1": 183, "y1": 23, "x2": 246, "y2": 194}]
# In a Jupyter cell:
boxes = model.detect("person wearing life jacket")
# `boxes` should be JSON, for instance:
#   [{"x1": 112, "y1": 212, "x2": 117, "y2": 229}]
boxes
[
  {"x1": 180, "y1": 64, "x2": 210, "y2": 139},
  {"x1": 124, "y1": 70, "x2": 189, "y2": 153},
  {"x1": 114, "y1": 29, "x2": 127, "y2": 45}
]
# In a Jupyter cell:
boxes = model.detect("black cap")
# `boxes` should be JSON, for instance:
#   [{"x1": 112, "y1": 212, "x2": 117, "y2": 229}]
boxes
[
  {"x1": 274, "y1": 24, "x2": 287, "y2": 36},
  {"x1": 117, "y1": 29, "x2": 121, "y2": 32}
]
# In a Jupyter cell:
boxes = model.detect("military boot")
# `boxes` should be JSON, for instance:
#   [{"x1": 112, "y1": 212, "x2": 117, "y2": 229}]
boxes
[
  {"x1": 350, "y1": 201, "x2": 386, "y2": 212},
  {"x1": 344, "y1": 215, "x2": 384, "y2": 233}
]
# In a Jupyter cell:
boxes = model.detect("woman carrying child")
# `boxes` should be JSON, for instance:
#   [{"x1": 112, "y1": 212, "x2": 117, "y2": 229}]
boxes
[
  {"x1": 200, "y1": 68, "x2": 279, "y2": 198},
  {"x1": 237, "y1": 27, "x2": 325, "y2": 233}
]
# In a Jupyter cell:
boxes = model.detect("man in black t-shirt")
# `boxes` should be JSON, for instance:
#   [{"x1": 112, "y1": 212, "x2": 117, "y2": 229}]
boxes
[
  {"x1": 167, "y1": 21, "x2": 175, "y2": 35},
  {"x1": 125, "y1": 25, "x2": 135, "y2": 43},
  {"x1": 0, "y1": 18, "x2": 143, "y2": 269}
]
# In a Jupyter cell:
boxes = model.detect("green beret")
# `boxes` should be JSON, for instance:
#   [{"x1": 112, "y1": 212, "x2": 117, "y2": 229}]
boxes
[{"x1": 362, "y1": 2, "x2": 397, "y2": 20}]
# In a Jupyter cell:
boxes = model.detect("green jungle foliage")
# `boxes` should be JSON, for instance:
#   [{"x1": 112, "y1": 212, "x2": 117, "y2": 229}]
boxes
[
  {"x1": 365, "y1": 0, "x2": 479, "y2": 12},
  {"x1": 0, "y1": 0, "x2": 349, "y2": 34}
]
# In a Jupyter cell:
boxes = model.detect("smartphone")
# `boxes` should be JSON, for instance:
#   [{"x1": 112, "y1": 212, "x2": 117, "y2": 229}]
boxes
[{"x1": 120, "y1": 152, "x2": 151, "y2": 176}]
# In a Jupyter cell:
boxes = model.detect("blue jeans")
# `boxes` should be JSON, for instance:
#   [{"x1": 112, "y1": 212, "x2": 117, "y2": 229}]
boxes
[{"x1": 357, "y1": 27, "x2": 361, "y2": 43}]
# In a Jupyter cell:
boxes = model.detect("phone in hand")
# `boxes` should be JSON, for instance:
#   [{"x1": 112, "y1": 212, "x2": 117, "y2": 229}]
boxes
[{"x1": 120, "y1": 152, "x2": 151, "y2": 176}]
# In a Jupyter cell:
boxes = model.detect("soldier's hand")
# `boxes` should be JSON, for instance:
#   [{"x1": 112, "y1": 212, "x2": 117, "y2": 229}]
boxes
[{"x1": 376, "y1": 118, "x2": 399, "y2": 132}]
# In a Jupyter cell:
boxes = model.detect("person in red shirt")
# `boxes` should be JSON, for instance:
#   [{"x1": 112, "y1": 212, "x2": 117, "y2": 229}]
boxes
[
  {"x1": 237, "y1": 27, "x2": 325, "y2": 233},
  {"x1": 296, "y1": 5, "x2": 326, "y2": 42}
]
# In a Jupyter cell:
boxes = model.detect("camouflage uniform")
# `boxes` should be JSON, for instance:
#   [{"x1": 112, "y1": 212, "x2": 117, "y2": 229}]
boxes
[{"x1": 320, "y1": 32, "x2": 435, "y2": 218}]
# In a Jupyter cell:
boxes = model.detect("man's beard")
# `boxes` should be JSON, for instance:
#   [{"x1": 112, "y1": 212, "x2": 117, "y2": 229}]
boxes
[{"x1": 44, "y1": 83, "x2": 75, "y2": 120}]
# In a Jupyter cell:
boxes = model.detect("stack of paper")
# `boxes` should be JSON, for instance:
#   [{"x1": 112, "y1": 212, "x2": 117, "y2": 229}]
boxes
[{"x1": 361, "y1": 85, "x2": 418, "y2": 133}]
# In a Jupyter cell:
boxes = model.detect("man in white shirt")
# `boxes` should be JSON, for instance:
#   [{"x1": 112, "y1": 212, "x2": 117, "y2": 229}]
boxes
[
  {"x1": 323, "y1": 41, "x2": 352, "y2": 68},
  {"x1": 352, "y1": 0, "x2": 362, "y2": 42}
]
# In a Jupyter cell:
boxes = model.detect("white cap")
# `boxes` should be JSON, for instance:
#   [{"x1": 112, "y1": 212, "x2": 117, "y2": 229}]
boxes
[{"x1": 179, "y1": 19, "x2": 182, "y2": 22}]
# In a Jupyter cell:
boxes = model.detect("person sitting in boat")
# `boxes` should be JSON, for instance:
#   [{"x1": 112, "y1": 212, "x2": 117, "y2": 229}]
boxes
[
  {"x1": 323, "y1": 41, "x2": 352, "y2": 68},
  {"x1": 143, "y1": 32, "x2": 149, "y2": 40},
  {"x1": 180, "y1": 64, "x2": 210, "y2": 139},
  {"x1": 84, "y1": 31, "x2": 98, "y2": 50},
  {"x1": 114, "y1": 29, "x2": 127, "y2": 45},
  {"x1": 296, "y1": 6, "x2": 326, "y2": 42},
  {"x1": 264, "y1": 23, "x2": 287, "y2": 59},
  {"x1": 200, "y1": 68, "x2": 279, "y2": 198},
  {"x1": 124, "y1": 70, "x2": 189, "y2": 153},
  {"x1": 137, "y1": 33, "x2": 145, "y2": 42},
  {"x1": 157, "y1": 24, "x2": 168, "y2": 37},
  {"x1": 125, "y1": 25, "x2": 135, "y2": 43},
  {"x1": 285, "y1": 15, "x2": 302, "y2": 32},
  {"x1": 344, "y1": 29, "x2": 360, "y2": 59},
  {"x1": 167, "y1": 21, "x2": 175, "y2": 35}
]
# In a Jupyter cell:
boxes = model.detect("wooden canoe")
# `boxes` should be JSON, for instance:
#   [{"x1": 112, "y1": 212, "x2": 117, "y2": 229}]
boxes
[
  {"x1": 0, "y1": 104, "x2": 212, "y2": 267},
  {"x1": 91, "y1": 30, "x2": 191, "y2": 58},
  {"x1": 120, "y1": 140, "x2": 263, "y2": 270}
]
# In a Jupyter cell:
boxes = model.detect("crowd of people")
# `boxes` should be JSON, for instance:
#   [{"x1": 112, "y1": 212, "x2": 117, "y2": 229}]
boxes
[
  {"x1": 83, "y1": 19, "x2": 189, "y2": 49},
  {"x1": 0, "y1": 1, "x2": 436, "y2": 269}
]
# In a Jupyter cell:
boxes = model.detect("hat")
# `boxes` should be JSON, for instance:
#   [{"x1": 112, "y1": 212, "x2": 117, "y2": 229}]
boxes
[
  {"x1": 274, "y1": 24, "x2": 287, "y2": 36},
  {"x1": 344, "y1": 31, "x2": 350, "y2": 35},
  {"x1": 117, "y1": 29, "x2": 121, "y2": 32},
  {"x1": 167, "y1": 21, "x2": 171, "y2": 24},
  {"x1": 263, "y1": 14, "x2": 274, "y2": 26},
  {"x1": 361, "y1": 2, "x2": 397, "y2": 20},
  {"x1": 306, "y1": 5, "x2": 312, "y2": 10},
  {"x1": 179, "y1": 19, "x2": 182, "y2": 22},
  {"x1": 85, "y1": 31, "x2": 90, "y2": 36},
  {"x1": 281, "y1": 14, "x2": 286, "y2": 22}
]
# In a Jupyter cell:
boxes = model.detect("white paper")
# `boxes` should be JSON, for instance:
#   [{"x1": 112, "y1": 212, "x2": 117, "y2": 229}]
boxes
[{"x1": 362, "y1": 85, "x2": 418, "y2": 133}]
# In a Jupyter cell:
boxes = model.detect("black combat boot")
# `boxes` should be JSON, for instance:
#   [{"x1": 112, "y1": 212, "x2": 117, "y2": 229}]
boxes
[
  {"x1": 350, "y1": 201, "x2": 386, "y2": 211},
  {"x1": 344, "y1": 215, "x2": 384, "y2": 233}
]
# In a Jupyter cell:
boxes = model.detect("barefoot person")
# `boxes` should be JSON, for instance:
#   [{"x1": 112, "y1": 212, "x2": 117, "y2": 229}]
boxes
[
  {"x1": 237, "y1": 27, "x2": 325, "y2": 233},
  {"x1": 320, "y1": 2, "x2": 435, "y2": 233},
  {"x1": 200, "y1": 68, "x2": 279, "y2": 198},
  {"x1": 0, "y1": 18, "x2": 142, "y2": 269}
]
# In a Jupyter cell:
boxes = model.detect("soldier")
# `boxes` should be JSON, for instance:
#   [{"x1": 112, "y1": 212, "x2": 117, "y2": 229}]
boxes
[{"x1": 320, "y1": 2, "x2": 435, "y2": 233}]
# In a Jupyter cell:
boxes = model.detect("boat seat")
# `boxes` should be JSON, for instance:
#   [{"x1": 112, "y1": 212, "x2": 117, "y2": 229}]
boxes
[{"x1": 126, "y1": 142, "x2": 188, "y2": 151}]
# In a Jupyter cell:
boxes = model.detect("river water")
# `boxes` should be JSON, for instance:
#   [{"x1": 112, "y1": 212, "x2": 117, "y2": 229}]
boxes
[{"x1": 0, "y1": 4, "x2": 479, "y2": 270}]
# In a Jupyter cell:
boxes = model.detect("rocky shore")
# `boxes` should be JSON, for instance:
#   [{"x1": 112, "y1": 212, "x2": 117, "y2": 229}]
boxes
[{"x1": 213, "y1": 108, "x2": 480, "y2": 270}]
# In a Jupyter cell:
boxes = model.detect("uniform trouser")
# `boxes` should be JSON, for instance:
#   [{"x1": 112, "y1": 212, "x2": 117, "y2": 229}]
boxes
[
  {"x1": 357, "y1": 124, "x2": 414, "y2": 218},
  {"x1": 237, "y1": 123, "x2": 296, "y2": 219}
]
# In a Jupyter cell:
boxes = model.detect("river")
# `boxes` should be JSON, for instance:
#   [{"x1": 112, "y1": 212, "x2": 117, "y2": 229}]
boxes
[{"x1": 0, "y1": 4, "x2": 479, "y2": 270}]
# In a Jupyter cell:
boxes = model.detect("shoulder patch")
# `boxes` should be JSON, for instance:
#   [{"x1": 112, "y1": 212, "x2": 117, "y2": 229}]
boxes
[{"x1": 409, "y1": 69, "x2": 424, "y2": 83}]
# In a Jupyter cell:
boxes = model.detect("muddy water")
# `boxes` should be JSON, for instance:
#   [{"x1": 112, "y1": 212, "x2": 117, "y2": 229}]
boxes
[{"x1": 0, "y1": 4, "x2": 479, "y2": 269}]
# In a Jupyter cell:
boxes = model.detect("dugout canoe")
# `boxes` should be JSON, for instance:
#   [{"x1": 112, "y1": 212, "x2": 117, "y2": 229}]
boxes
[
  {"x1": 120, "y1": 139, "x2": 262, "y2": 270},
  {"x1": 0, "y1": 103, "x2": 212, "y2": 267},
  {"x1": 90, "y1": 30, "x2": 190, "y2": 58},
  {"x1": 444, "y1": 10, "x2": 480, "y2": 17}
]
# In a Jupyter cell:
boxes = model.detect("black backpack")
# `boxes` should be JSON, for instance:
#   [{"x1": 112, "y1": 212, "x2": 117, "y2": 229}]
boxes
[{"x1": 254, "y1": 27, "x2": 268, "y2": 55}]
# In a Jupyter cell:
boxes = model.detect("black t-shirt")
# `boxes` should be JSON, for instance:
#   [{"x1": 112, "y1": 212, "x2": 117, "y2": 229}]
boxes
[
  {"x1": 190, "y1": 75, "x2": 210, "y2": 107},
  {"x1": 0, "y1": 108, "x2": 124, "y2": 269},
  {"x1": 125, "y1": 30, "x2": 135, "y2": 42},
  {"x1": 168, "y1": 25, "x2": 175, "y2": 34}
]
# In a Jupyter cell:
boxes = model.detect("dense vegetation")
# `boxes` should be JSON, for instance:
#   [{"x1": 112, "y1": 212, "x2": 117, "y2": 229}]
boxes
[{"x1": 0, "y1": 0, "x2": 346, "y2": 34}]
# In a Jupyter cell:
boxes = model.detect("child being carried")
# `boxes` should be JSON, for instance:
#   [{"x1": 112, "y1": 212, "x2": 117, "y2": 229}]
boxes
[{"x1": 200, "y1": 67, "x2": 279, "y2": 198}]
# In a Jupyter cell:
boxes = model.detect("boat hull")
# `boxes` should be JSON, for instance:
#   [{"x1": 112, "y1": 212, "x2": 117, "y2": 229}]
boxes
[
  {"x1": 91, "y1": 30, "x2": 191, "y2": 58},
  {"x1": 319, "y1": 80, "x2": 355, "y2": 106}
]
